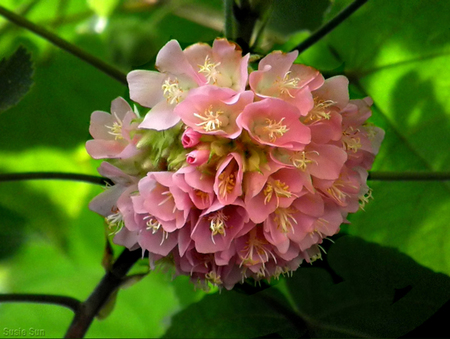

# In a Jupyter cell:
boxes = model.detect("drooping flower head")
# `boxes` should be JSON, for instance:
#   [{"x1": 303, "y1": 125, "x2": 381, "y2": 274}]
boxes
[{"x1": 87, "y1": 38, "x2": 384, "y2": 290}]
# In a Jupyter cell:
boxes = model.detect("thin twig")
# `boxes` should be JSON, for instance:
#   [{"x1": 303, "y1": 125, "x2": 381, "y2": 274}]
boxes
[
  {"x1": 291, "y1": 0, "x2": 369, "y2": 54},
  {"x1": 0, "y1": 172, "x2": 113, "y2": 186},
  {"x1": 0, "y1": 5, "x2": 127, "y2": 85},
  {"x1": 0, "y1": 294, "x2": 80, "y2": 313},
  {"x1": 64, "y1": 248, "x2": 143, "y2": 338},
  {"x1": 369, "y1": 171, "x2": 450, "y2": 181}
]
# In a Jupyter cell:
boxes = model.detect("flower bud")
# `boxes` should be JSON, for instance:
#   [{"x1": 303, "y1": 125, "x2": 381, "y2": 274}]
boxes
[
  {"x1": 186, "y1": 149, "x2": 210, "y2": 166},
  {"x1": 182, "y1": 128, "x2": 202, "y2": 148}
]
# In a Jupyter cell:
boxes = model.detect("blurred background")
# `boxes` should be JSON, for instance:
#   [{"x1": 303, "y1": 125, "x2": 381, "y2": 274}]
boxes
[{"x1": 0, "y1": 0, "x2": 449, "y2": 337}]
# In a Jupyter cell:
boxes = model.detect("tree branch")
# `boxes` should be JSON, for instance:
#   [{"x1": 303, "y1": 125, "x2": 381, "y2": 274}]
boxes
[
  {"x1": 0, "y1": 5, "x2": 127, "y2": 85},
  {"x1": 0, "y1": 172, "x2": 113, "y2": 186},
  {"x1": 64, "y1": 248, "x2": 143, "y2": 338},
  {"x1": 291, "y1": 0, "x2": 368, "y2": 54},
  {"x1": 0, "y1": 293, "x2": 80, "y2": 313}
]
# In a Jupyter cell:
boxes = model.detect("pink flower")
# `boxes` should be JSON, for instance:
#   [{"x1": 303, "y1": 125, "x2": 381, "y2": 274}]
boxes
[
  {"x1": 175, "y1": 86, "x2": 254, "y2": 138},
  {"x1": 127, "y1": 40, "x2": 204, "y2": 131},
  {"x1": 86, "y1": 97, "x2": 140, "y2": 159},
  {"x1": 183, "y1": 38, "x2": 250, "y2": 92},
  {"x1": 214, "y1": 152, "x2": 244, "y2": 205},
  {"x1": 249, "y1": 50, "x2": 323, "y2": 115},
  {"x1": 237, "y1": 98, "x2": 311, "y2": 149},
  {"x1": 87, "y1": 39, "x2": 384, "y2": 290}
]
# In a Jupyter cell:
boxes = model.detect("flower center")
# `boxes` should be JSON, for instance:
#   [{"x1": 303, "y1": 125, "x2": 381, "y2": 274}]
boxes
[
  {"x1": 240, "y1": 229, "x2": 276, "y2": 268},
  {"x1": 289, "y1": 151, "x2": 319, "y2": 171},
  {"x1": 205, "y1": 270, "x2": 222, "y2": 285},
  {"x1": 159, "y1": 190, "x2": 176, "y2": 213},
  {"x1": 273, "y1": 207, "x2": 297, "y2": 233},
  {"x1": 194, "y1": 105, "x2": 227, "y2": 132},
  {"x1": 257, "y1": 118, "x2": 288, "y2": 142},
  {"x1": 162, "y1": 78, "x2": 184, "y2": 105},
  {"x1": 208, "y1": 210, "x2": 228, "y2": 244},
  {"x1": 198, "y1": 55, "x2": 221, "y2": 84},
  {"x1": 144, "y1": 215, "x2": 168, "y2": 245},
  {"x1": 342, "y1": 126, "x2": 362, "y2": 152},
  {"x1": 305, "y1": 98, "x2": 335, "y2": 122},
  {"x1": 277, "y1": 71, "x2": 301, "y2": 98},
  {"x1": 217, "y1": 172, "x2": 235, "y2": 198},
  {"x1": 195, "y1": 190, "x2": 210, "y2": 205},
  {"x1": 326, "y1": 181, "x2": 350, "y2": 205},
  {"x1": 105, "y1": 113, "x2": 124, "y2": 140},
  {"x1": 105, "y1": 207, "x2": 124, "y2": 234},
  {"x1": 263, "y1": 179, "x2": 292, "y2": 205}
]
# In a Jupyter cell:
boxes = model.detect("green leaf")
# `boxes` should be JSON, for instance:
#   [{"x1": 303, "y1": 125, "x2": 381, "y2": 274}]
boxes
[
  {"x1": 87, "y1": 0, "x2": 120, "y2": 18},
  {"x1": 267, "y1": 0, "x2": 331, "y2": 35},
  {"x1": 286, "y1": 235, "x2": 450, "y2": 338},
  {"x1": 163, "y1": 288, "x2": 304, "y2": 338},
  {"x1": 0, "y1": 204, "x2": 26, "y2": 259},
  {"x1": 296, "y1": 0, "x2": 450, "y2": 276},
  {"x1": 0, "y1": 46, "x2": 34, "y2": 113}
]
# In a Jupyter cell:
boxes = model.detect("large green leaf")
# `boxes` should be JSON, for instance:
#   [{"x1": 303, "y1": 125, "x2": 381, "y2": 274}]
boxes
[
  {"x1": 285, "y1": 235, "x2": 450, "y2": 338},
  {"x1": 163, "y1": 287, "x2": 302, "y2": 338},
  {"x1": 296, "y1": 0, "x2": 450, "y2": 276}
]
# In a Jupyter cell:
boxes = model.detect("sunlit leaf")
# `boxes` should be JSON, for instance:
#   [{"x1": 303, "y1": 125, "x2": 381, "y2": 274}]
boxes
[{"x1": 296, "y1": 0, "x2": 450, "y2": 276}]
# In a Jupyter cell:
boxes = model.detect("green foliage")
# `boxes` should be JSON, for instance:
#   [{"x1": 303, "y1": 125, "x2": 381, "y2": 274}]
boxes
[
  {"x1": 0, "y1": 0, "x2": 449, "y2": 338},
  {"x1": 164, "y1": 236, "x2": 450, "y2": 338},
  {"x1": 0, "y1": 46, "x2": 34, "y2": 113}
]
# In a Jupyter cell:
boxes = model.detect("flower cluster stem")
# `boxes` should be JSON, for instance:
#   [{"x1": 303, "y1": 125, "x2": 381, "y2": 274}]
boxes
[
  {"x1": 291, "y1": 0, "x2": 368, "y2": 54},
  {"x1": 0, "y1": 172, "x2": 113, "y2": 186},
  {"x1": 0, "y1": 5, "x2": 127, "y2": 85},
  {"x1": 0, "y1": 294, "x2": 80, "y2": 313},
  {"x1": 64, "y1": 248, "x2": 143, "y2": 338}
]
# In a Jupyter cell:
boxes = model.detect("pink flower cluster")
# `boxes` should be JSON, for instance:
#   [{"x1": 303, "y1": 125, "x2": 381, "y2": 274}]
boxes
[{"x1": 87, "y1": 38, "x2": 384, "y2": 290}]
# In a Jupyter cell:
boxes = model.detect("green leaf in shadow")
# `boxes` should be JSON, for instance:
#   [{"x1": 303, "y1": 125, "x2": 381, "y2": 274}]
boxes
[
  {"x1": 286, "y1": 235, "x2": 450, "y2": 338},
  {"x1": 163, "y1": 287, "x2": 305, "y2": 338},
  {"x1": 0, "y1": 45, "x2": 34, "y2": 113}
]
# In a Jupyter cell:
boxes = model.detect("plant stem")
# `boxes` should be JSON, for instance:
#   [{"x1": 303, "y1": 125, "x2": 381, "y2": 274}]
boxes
[
  {"x1": 0, "y1": 294, "x2": 80, "y2": 313},
  {"x1": 369, "y1": 171, "x2": 450, "y2": 181},
  {"x1": 224, "y1": 0, "x2": 235, "y2": 40},
  {"x1": 64, "y1": 248, "x2": 143, "y2": 338},
  {"x1": 0, "y1": 172, "x2": 113, "y2": 186},
  {"x1": 0, "y1": 5, "x2": 127, "y2": 85},
  {"x1": 291, "y1": 0, "x2": 368, "y2": 54}
]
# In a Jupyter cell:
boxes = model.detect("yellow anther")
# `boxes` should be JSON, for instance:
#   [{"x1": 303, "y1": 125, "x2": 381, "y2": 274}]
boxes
[
  {"x1": 162, "y1": 78, "x2": 184, "y2": 105},
  {"x1": 198, "y1": 55, "x2": 221, "y2": 84},
  {"x1": 205, "y1": 271, "x2": 223, "y2": 285},
  {"x1": 105, "y1": 112, "x2": 124, "y2": 140},
  {"x1": 218, "y1": 172, "x2": 235, "y2": 198},
  {"x1": 289, "y1": 151, "x2": 318, "y2": 171},
  {"x1": 305, "y1": 97, "x2": 335, "y2": 122},
  {"x1": 273, "y1": 207, "x2": 297, "y2": 233},
  {"x1": 263, "y1": 118, "x2": 289, "y2": 142},
  {"x1": 263, "y1": 180, "x2": 292, "y2": 205},
  {"x1": 194, "y1": 105, "x2": 226, "y2": 132},
  {"x1": 277, "y1": 71, "x2": 301, "y2": 98},
  {"x1": 209, "y1": 210, "x2": 229, "y2": 244}
]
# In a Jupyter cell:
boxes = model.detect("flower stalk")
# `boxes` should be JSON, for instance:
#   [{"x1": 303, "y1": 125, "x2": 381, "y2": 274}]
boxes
[{"x1": 0, "y1": 5, "x2": 127, "y2": 85}]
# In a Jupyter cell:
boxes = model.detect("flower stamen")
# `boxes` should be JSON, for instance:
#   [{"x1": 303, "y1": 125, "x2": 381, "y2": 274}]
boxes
[
  {"x1": 162, "y1": 78, "x2": 184, "y2": 105},
  {"x1": 198, "y1": 55, "x2": 221, "y2": 84},
  {"x1": 194, "y1": 105, "x2": 226, "y2": 132},
  {"x1": 105, "y1": 112, "x2": 124, "y2": 140},
  {"x1": 263, "y1": 118, "x2": 289, "y2": 142}
]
